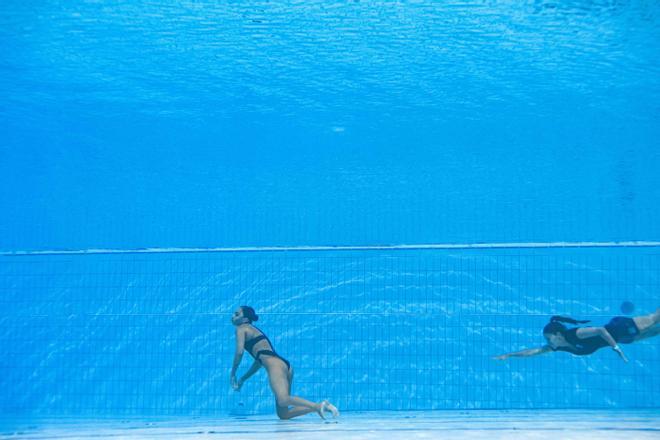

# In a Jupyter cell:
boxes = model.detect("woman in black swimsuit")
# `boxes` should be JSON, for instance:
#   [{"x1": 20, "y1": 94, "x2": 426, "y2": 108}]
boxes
[
  {"x1": 494, "y1": 307, "x2": 660, "y2": 361},
  {"x1": 230, "y1": 306, "x2": 339, "y2": 420}
]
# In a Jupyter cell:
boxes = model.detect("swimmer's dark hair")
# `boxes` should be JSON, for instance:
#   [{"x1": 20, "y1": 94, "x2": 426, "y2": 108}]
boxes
[
  {"x1": 543, "y1": 315, "x2": 590, "y2": 335},
  {"x1": 240, "y1": 305, "x2": 259, "y2": 323}
]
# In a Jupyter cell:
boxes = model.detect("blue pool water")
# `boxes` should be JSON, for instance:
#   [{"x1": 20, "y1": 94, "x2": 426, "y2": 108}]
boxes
[
  {"x1": 1, "y1": 0, "x2": 659, "y2": 432},
  {"x1": 2, "y1": 247, "x2": 658, "y2": 415},
  {"x1": 1, "y1": 1, "x2": 659, "y2": 250}
]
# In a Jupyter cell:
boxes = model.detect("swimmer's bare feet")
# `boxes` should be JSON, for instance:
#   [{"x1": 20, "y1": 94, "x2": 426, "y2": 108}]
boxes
[
  {"x1": 315, "y1": 402, "x2": 326, "y2": 420},
  {"x1": 321, "y1": 400, "x2": 339, "y2": 418}
]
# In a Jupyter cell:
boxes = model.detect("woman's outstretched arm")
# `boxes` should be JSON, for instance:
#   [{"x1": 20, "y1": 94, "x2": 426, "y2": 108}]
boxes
[
  {"x1": 576, "y1": 326, "x2": 628, "y2": 362},
  {"x1": 230, "y1": 327, "x2": 246, "y2": 387},
  {"x1": 235, "y1": 360, "x2": 262, "y2": 390},
  {"x1": 493, "y1": 345, "x2": 552, "y2": 360}
]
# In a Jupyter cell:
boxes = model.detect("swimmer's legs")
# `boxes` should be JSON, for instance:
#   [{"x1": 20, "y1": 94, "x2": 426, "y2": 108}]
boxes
[
  {"x1": 277, "y1": 400, "x2": 339, "y2": 420},
  {"x1": 276, "y1": 404, "x2": 318, "y2": 419},
  {"x1": 269, "y1": 365, "x2": 324, "y2": 420},
  {"x1": 634, "y1": 324, "x2": 660, "y2": 342},
  {"x1": 633, "y1": 307, "x2": 660, "y2": 333}
]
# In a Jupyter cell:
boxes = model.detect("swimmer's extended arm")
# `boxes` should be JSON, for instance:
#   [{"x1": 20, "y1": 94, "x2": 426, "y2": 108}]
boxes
[
  {"x1": 237, "y1": 360, "x2": 262, "y2": 388},
  {"x1": 230, "y1": 327, "x2": 246, "y2": 387},
  {"x1": 576, "y1": 327, "x2": 628, "y2": 362},
  {"x1": 493, "y1": 345, "x2": 552, "y2": 360}
]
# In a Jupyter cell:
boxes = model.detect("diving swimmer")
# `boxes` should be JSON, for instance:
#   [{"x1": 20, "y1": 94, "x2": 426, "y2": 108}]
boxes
[{"x1": 494, "y1": 308, "x2": 660, "y2": 361}]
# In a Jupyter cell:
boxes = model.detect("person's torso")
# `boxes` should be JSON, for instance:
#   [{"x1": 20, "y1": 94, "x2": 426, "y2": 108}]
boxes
[
  {"x1": 554, "y1": 328, "x2": 608, "y2": 355},
  {"x1": 242, "y1": 324, "x2": 275, "y2": 357}
]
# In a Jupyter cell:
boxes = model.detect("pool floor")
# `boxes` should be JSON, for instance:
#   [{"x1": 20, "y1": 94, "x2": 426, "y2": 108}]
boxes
[{"x1": 3, "y1": 410, "x2": 660, "y2": 439}]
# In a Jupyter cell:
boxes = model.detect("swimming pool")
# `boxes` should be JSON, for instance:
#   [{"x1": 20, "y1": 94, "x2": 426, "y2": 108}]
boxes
[
  {"x1": 2, "y1": 246, "x2": 658, "y2": 416},
  {"x1": 1, "y1": 0, "x2": 659, "y2": 436}
]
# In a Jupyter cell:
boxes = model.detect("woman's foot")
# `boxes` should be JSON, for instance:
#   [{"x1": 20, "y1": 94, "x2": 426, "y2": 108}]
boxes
[
  {"x1": 320, "y1": 400, "x2": 339, "y2": 419},
  {"x1": 315, "y1": 402, "x2": 326, "y2": 420}
]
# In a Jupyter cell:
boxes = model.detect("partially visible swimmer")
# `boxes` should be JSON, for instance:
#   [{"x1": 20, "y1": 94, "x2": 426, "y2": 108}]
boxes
[
  {"x1": 230, "y1": 306, "x2": 339, "y2": 420},
  {"x1": 494, "y1": 308, "x2": 660, "y2": 362}
]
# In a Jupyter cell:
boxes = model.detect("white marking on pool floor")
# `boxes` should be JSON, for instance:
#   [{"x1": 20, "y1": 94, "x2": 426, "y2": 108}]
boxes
[{"x1": 2, "y1": 410, "x2": 659, "y2": 439}]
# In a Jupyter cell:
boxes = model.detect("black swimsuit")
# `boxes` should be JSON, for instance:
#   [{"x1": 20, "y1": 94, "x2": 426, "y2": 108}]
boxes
[
  {"x1": 244, "y1": 327, "x2": 291, "y2": 370},
  {"x1": 552, "y1": 316, "x2": 640, "y2": 356}
]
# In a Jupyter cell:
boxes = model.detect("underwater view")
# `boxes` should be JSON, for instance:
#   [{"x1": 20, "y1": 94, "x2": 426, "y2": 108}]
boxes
[{"x1": 1, "y1": 1, "x2": 659, "y2": 438}]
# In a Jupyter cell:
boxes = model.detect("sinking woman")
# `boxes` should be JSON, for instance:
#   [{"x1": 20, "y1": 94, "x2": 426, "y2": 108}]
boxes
[
  {"x1": 494, "y1": 308, "x2": 660, "y2": 362},
  {"x1": 230, "y1": 305, "x2": 339, "y2": 420}
]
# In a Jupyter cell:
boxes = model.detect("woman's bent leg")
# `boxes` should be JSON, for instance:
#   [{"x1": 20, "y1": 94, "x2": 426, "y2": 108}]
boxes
[
  {"x1": 268, "y1": 364, "x2": 322, "y2": 420},
  {"x1": 634, "y1": 325, "x2": 660, "y2": 342},
  {"x1": 276, "y1": 405, "x2": 318, "y2": 420}
]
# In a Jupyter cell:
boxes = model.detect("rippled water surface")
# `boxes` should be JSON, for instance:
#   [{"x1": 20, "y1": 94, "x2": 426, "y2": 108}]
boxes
[{"x1": 1, "y1": 1, "x2": 659, "y2": 249}]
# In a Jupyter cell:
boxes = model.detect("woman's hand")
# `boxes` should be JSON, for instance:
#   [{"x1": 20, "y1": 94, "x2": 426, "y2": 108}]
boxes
[
  {"x1": 612, "y1": 345, "x2": 629, "y2": 363},
  {"x1": 230, "y1": 374, "x2": 243, "y2": 391},
  {"x1": 492, "y1": 354, "x2": 509, "y2": 361}
]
